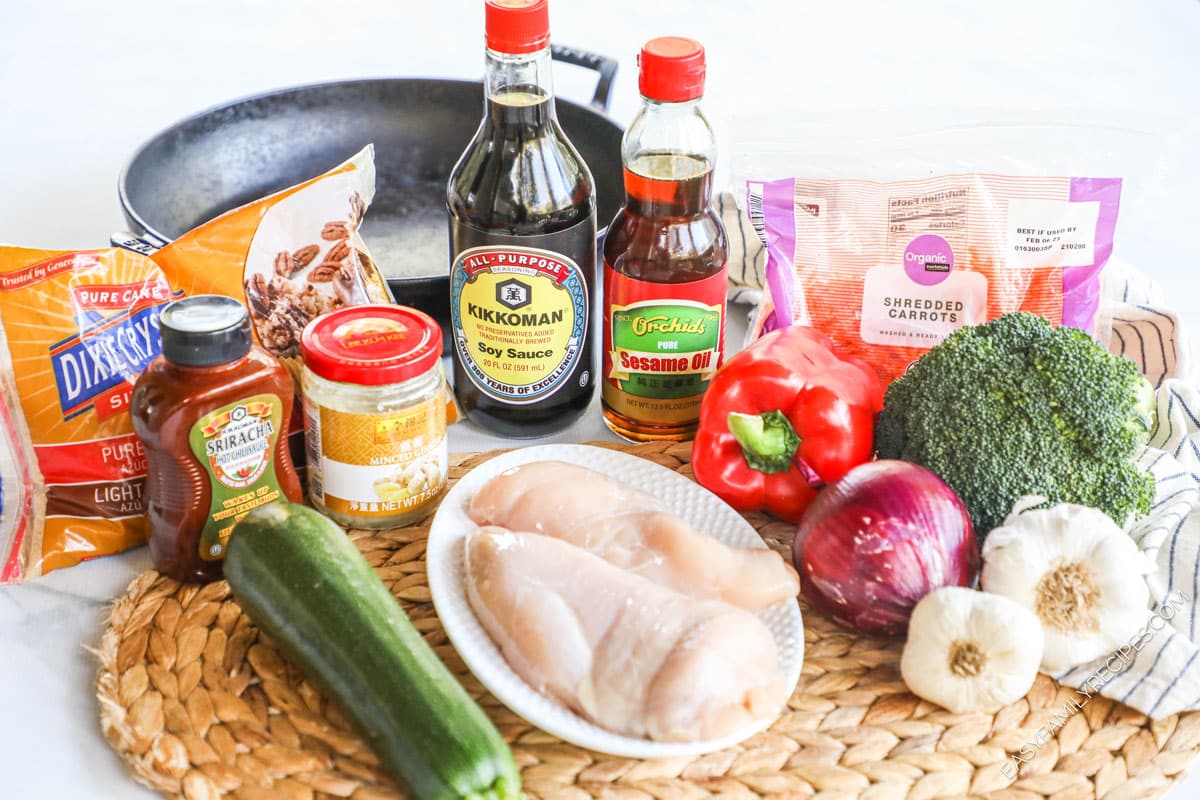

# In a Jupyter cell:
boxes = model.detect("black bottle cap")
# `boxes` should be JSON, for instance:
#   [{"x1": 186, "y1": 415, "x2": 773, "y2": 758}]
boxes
[{"x1": 159, "y1": 295, "x2": 252, "y2": 367}]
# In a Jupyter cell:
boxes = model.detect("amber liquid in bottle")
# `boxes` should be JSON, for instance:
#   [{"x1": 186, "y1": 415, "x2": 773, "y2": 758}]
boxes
[
  {"x1": 602, "y1": 152, "x2": 728, "y2": 441},
  {"x1": 132, "y1": 350, "x2": 302, "y2": 583},
  {"x1": 448, "y1": 83, "x2": 597, "y2": 437}
]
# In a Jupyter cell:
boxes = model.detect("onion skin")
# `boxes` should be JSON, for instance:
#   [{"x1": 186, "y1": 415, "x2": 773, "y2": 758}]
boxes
[{"x1": 795, "y1": 460, "x2": 979, "y2": 637}]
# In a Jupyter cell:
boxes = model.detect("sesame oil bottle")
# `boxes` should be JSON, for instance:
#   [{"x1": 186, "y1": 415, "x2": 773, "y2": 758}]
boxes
[{"x1": 601, "y1": 37, "x2": 728, "y2": 442}]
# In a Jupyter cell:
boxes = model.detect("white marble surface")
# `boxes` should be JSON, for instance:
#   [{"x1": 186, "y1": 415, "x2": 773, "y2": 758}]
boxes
[{"x1": 1, "y1": 1, "x2": 1199, "y2": 797}]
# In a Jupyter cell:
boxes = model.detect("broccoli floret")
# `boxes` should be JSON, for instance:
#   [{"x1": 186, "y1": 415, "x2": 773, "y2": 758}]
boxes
[{"x1": 875, "y1": 312, "x2": 1155, "y2": 537}]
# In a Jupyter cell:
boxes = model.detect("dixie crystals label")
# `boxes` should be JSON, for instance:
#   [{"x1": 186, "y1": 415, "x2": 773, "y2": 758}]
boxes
[{"x1": 450, "y1": 245, "x2": 589, "y2": 404}]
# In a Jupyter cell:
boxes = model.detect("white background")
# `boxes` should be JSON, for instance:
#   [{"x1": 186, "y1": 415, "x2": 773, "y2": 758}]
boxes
[{"x1": 1, "y1": 0, "x2": 1199, "y2": 796}]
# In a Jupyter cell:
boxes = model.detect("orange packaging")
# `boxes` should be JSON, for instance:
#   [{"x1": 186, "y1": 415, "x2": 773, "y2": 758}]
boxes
[{"x1": 0, "y1": 146, "x2": 391, "y2": 581}]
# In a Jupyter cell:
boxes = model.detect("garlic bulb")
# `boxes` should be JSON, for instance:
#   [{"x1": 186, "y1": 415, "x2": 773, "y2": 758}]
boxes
[
  {"x1": 901, "y1": 587, "x2": 1043, "y2": 713},
  {"x1": 981, "y1": 496, "x2": 1151, "y2": 672}
]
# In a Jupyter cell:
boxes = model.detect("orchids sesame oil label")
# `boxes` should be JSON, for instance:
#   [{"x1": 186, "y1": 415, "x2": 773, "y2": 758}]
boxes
[{"x1": 602, "y1": 269, "x2": 726, "y2": 426}]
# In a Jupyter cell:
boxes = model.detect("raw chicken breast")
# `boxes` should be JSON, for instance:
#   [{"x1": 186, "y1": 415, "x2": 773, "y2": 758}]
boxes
[
  {"x1": 465, "y1": 526, "x2": 788, "y2": 742},
  {"x1": 468, "y1": 460, "x2": 799, "y2": 610}
]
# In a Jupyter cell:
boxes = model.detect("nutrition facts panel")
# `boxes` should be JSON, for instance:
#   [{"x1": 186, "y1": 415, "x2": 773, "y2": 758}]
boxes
[{"x1": 886, "y1": 187, "x2": 969, "y2": 250}]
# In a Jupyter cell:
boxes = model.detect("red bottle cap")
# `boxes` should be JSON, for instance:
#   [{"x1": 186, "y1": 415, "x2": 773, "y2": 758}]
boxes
[
  {"x1": 638, "y1": 36, "x2": 706, "y2": 102},
  {"x1": 301, "y1": 305, "x2": 442, "y2": 386},
  {"x1": 485, "y1": 0, "x2": 551, "y2": 55}
]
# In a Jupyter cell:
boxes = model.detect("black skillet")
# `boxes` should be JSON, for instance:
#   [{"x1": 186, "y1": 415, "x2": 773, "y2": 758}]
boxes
[{"x1": 116, "y1": 46, "x2": 624, "y2": 342}]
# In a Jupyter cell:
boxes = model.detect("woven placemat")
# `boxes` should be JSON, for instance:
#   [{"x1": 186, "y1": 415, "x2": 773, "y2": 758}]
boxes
[{"x1": 97, "y1": 441, "x2": 1200, "y2": 800}]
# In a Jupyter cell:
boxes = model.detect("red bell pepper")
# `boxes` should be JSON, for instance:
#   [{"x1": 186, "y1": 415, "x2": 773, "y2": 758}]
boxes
[{"x1": 692, "y1": 325, "x2": 884, "y2": 522}]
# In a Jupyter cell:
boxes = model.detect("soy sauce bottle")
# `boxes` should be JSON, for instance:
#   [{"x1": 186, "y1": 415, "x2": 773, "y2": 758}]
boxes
[
  {"x1": 602, "y1": 37, "x2": 728, "y2": 441},
  {"x1": 447, "y1": 0, "x2": 597, "y2": 437}
]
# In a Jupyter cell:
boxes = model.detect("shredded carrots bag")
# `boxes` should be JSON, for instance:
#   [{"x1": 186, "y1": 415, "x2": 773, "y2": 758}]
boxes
[
  {"x1": 0, "y1": 146, "x2": 389, "y2": 581},
  {"x1": 747, "y1": 175, "x2": 1122, "y2": 384}
]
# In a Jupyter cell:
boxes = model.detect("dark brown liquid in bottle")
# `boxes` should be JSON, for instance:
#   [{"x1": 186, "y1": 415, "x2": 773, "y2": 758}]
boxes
[
  {"x1": 447, "y1": 87, "x2": 597, "y2": 438},
  {"x1": 602, "y1": 153, "x2": 728, "y2": 441}
]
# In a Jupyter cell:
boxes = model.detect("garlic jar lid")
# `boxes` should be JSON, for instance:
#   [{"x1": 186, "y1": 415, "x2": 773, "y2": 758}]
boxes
[{"x1": 300, "y1": 304, "x2": 442, "y2": 385}]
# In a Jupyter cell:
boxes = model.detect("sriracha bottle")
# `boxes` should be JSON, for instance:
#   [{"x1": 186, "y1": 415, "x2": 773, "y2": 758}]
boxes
[{"x1": 130, "y1": 295, "x2": 302, "y2": 584}]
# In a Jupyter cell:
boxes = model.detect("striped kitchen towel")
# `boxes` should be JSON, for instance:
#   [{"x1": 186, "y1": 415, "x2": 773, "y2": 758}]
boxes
[
  {"x1": 718, "y1": 191, "x2": 767, "y2": 307},
  {"x1": 1052, "y1": 263, "x2": 1200, "y2": 719}
]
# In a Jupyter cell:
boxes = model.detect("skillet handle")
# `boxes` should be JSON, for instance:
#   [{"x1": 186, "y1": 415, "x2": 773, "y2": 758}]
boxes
[
  {"x1": 111, "y1": 231, "x2": 167, "y2": 255},
  {"x1": 551, "y1": 44, "x2": 618, "y2": 113}
]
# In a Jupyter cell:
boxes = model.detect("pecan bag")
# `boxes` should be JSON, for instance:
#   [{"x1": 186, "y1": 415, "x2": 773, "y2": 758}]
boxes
[
  {"x1": 0, "y1": 146, "x2": 390, "y2": 582},
  {"x1": 152, "y1": 146, "x2": 391, "y2": 376}
]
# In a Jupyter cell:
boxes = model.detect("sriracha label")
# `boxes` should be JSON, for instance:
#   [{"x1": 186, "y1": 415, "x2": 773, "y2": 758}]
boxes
[{"x1": 189, "y1": 393, "x2": 286, "y2": 561}]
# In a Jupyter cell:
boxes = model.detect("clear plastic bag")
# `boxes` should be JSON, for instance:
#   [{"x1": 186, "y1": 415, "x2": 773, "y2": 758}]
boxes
[{"x1": 732, "y1": 111, "x2": 1183, "y2": 384}]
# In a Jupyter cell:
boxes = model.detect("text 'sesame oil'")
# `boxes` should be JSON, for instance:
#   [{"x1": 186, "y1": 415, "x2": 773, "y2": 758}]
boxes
[{"x1": 602, "y1": 37, "x2": 728, "y2": 442}]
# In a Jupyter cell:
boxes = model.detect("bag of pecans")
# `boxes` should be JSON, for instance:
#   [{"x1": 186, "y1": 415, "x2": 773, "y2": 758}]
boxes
[{"x1": 0, "y1": 146, "x2": 391, "y2": 582}]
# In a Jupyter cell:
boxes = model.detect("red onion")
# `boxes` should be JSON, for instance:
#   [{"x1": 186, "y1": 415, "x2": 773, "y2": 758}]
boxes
[{"x1": 795, "y1": 460, "x2": 978, "y2": 637}]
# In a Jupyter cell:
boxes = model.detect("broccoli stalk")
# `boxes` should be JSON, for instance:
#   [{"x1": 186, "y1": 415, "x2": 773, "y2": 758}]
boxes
[{"x1": 875, "y1": 312, "x2": 1156, "y2": 538}]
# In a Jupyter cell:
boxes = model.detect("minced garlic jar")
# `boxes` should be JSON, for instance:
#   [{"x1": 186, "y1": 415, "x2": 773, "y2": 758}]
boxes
[{"x1": 300, "y1": 305, "x2": 447, "y2": 529}]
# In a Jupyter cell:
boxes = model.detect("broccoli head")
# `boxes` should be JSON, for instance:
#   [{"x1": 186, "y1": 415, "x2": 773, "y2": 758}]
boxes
[{"x1": 875, "y1": 312, "x2": 1156, "y2": 537}]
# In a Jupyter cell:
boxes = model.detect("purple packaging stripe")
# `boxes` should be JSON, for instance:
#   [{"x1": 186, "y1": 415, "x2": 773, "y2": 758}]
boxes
[
  {"x1": 1063, "y1": 177, "x2": 1122, "y2": 334},
  {"x1": 752, "y1": 178, "x2": 798, "y2": 334}
]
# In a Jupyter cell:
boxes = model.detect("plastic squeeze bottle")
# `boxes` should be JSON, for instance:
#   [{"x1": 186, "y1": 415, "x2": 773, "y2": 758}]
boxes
[{"x1": 131, "y1": 295, "x2": 302, "y2": 583}]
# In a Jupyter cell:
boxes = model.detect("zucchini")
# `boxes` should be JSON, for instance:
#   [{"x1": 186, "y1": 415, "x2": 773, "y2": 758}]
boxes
[{"x1": 225, "y1": 502, "x2": 520, "y2": 800}]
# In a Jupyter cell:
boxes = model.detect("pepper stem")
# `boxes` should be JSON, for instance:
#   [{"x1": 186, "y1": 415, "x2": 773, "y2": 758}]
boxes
[{"x1": 727, "y1": 410, "x2": 801, "y2": 475}]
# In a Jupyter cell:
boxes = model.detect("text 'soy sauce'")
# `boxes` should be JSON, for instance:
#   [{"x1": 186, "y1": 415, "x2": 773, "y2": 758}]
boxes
[{"x1": 131, "y1": 295, "x2": 301, "y2": 583}]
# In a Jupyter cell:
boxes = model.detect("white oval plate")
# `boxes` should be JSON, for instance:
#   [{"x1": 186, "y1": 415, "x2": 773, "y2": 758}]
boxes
[{"x1": 426, "y1": 443, "x2": 804, "y2": 758}]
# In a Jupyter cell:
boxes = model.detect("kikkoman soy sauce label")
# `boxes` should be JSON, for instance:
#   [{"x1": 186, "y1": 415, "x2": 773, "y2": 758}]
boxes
[
  {"x1": 451, "y1": 245, "x2": 588, "y2": 404},
  {"x1": 188, "y1": 393, "x2": 286, "y2": 561}
]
